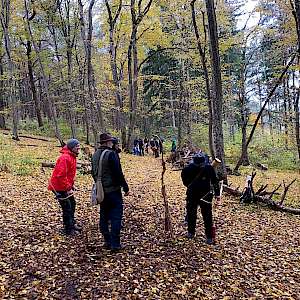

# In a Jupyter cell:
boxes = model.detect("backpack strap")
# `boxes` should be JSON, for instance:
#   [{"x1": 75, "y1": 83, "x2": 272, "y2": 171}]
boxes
[
  {"x1": 97, "y1": 149, "x2": 110, "y2": 180},
  {"x1": 188, "y1": 166, "x2": 206, "y2": 189}
]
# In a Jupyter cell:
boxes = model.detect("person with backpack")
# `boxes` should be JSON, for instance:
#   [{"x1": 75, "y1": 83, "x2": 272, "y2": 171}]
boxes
[
  {"x1": 48, "y1": 139, "x2": 82, "y2": 236},
  {"x1": 181, "y1": 152, "x2": 221, "y2": 244},
  {"x1": 91, "y1": 133, "x2": 129, "y2": 252}
]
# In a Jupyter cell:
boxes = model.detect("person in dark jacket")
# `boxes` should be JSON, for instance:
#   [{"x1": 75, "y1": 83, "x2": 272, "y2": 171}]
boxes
[
  {"x1": 171, "y1": 140, "x2": 176, "y2": 153},
  {"x1": 133, "y1": 138, "x2": 139, "y2": 155},
  {"x1": 48, "y1": 139, "x2": 81, "y2": 236},
  {"x1": 153, "y1": 138, "x2": 160, "y2": 158},
  {"x1": 91, "y1": 133, "x2": 129, "y2": 252},
  {"x1": 138, "y1": 138, "x2": 144, "y2": 156},
  {"x1": 181, "y1": 152, "x2": 221, "y2": 244},
  {"x1": 112, "y1": 137, "x2": 121, "y2": 156}
]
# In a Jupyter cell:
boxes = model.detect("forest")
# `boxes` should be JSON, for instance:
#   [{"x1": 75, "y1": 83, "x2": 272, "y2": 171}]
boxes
[
  {"x1": 0, "y1": 0, "x2": 299, "y2": 174},
  {"x1": 1, "y1": 0, "x2": 300, "y2": 298}
]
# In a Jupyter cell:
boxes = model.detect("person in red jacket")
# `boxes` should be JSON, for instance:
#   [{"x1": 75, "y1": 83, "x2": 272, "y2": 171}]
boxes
[{"x1": 48, "y1": 139, "x2": 81, "y2": 236}]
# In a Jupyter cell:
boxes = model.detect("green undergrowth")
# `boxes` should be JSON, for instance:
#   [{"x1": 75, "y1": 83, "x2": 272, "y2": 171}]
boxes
[
  {"x1": 192, "y1": 124, "x2": 299, "y2": 171},
  {"x1": 17, "y1": 119, "x2": 88, "y2": 142},
  {"x1": 0, "y1": 133, "x2": 47, "y2": 176}
]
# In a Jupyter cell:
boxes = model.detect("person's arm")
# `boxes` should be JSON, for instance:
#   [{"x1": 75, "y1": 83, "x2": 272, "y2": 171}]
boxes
[
  {"x1": 181, "y1": 167, "x2": 191, "y2": 187},
  {"x1": 109, "y1": 152, "x2": 129, "y2": 193},
  {"x1": 91, "y1": 150, "x2": 100, "y2": 182},
  {"x1": 210, "y1": 166, "x2": 220, "y2": 197},
  {"x1": 53, "y1": 156, "x2": 72, "y2": 191}
]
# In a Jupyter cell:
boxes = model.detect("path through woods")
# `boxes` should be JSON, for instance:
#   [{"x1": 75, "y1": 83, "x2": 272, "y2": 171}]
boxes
[{"x1": 0, "y1": 135, "x2": 300, "y2": 298}]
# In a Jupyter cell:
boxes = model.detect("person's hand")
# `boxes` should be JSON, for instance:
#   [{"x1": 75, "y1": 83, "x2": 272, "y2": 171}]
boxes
[
  {"x1": 67, "y1": 189, "x2": 74, "y2": 195},
  {"x1": 124, "y1": 191, "x2": 130, "y2": 196},
  {"x1": 215, "y1": 196, "x2": 221, "y2": 206}
]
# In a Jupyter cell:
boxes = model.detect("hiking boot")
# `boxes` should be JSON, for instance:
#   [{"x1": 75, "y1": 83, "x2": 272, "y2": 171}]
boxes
[
  {"x1": 74, "y1": 224, "x2": 82, "y2": 232},
  {"x1": 110, "y1": 246, "x2": 125, "y2": 253},
  {"x1": 186, "y1": 232, "x2": 195, "y2": 239},
  {"x1": 65, "y1": 230, "x2": 81, "y2": 237}
]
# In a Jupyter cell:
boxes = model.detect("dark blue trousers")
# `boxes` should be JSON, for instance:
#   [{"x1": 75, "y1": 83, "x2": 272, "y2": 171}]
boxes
[
  {"x1": 186, "y1": 193, "x2": 213, "y2": 238},
  {"x1": 56, "y1": 193, "x2": 76, "y2": 234},
  {"x1": 100, "y1": 190, "x2": 123, "y2": 249}
]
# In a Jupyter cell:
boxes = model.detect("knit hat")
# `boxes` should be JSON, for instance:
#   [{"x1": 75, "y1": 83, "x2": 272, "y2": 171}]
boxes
[
  {"x1": 193, "y1": 152, "x2": 206, "y2": 167},
  {"x1": 66, "y1": 138, "x2": 80, "y2": 150},
  {"x1": 99, "y1": 133, "x2": 114, "y2": 144},
  {"x1": 112, "y1": 137, "x2": 119, "y2": 145}
]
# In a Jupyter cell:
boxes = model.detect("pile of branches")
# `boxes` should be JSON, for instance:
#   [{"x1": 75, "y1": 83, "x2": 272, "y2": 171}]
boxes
[
  {"x1": 166, "y1": 144, "x2": 198, "y2": 170},
  {"x1": 224, "y1": 172, "x2": 299, "y2": 215}
]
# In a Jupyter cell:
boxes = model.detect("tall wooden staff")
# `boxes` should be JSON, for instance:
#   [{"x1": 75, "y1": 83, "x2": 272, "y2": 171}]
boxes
[
  {"x1": 211, "y1": 158, "x2": 222, "y2": 242},
  {"x1": 154, "y1": 135, "x2": 173, "y2": 237}
]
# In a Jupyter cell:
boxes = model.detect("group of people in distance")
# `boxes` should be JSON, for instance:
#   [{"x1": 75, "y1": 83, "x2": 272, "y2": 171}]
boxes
[
  {"x1": 48, "y1": 132, "x2": 221, "y2": 252},
  {"x1": 133, "y1": 137, "x2": 163, "y2": 158}
]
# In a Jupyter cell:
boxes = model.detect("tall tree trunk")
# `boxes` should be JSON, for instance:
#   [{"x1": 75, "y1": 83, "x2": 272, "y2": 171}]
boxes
[
  {"x1": 126, "y1": 0, "x2": 153, "y2": 151},
  {"x1": 87, "y1": 0, "x2": 104, "y2": 135},
  {"x1": 177, "y1": 82, "x2": 184, "y2": 149},
  {"x1": 126, "y1": 25, "x2": 138, "y2": 150},
  {"x1": 78, "y1": 0, "x2": 100, "y2": 143},
  {"x1": 283, "y1": 77, "x2": 289, "y2": 148},
  {"x1": 170, "y1": 88, "x2": 176, "y2": 128},
  {"x1": 295, "y1": 88, "x2": 300, "y2": 163},
  {"x1": 66, "y1": 49, "x2": 76, "y2": 138},
  {"x1": 57, "y1": 0, "x2": 77, "y2": 138},
  {"x1": 291, "y1": 0, "x2": 300, "y2": 164},
  {"x1": 257, "y1": 76, "x2": 264, "y2": 133},
  {"x1": 191, "y1": 0, "x2": 214, "y2": 158},
  {"x1": 24, "y1": 0, "x2": 64, "y2": 146},
  {"x1": 205, "y1": 0, "x2": 227, "y2": 182},
  {"x1": 26, "y1": 40, "x2": 43, "y2": 127},
  {"x1": 1, "y1": 0, "x2": 19, "y2": 139},
  {"x1": 76, "y1": 52, "x2": 90, "y2": 144},
  {"x1": 104, "y1": 0, "x2": 126, "y2": 145},
  {"x1": 0, "y1": 55, "x2": 6, "y2": 129},
  {"x1": 239, "y1": 90, "x2": 250, "y2": 166}
]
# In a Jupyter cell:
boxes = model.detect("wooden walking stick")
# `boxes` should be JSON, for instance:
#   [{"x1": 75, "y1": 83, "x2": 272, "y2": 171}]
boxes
[
  {"x1": 211, "y1": 158, "x2": 222, "y2": 243},
  {"x1": 153, "y1": 135, "x2": 173, "y2": 237}
]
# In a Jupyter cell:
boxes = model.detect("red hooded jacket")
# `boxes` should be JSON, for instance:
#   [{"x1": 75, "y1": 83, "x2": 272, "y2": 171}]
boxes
[{"x1": 48, "y1": 146, "x2": 77, "y2": 192}]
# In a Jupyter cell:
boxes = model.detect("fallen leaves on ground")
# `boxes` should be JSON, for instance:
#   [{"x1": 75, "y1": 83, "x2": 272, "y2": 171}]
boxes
[{"x1": 0, "y1": 133, "x2": 300, "y2": 299}]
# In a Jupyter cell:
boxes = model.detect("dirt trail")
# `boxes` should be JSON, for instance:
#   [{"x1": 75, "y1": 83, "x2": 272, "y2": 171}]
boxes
[{"x1": 0, "y1": 142, "x2": 300, "y2": 299}]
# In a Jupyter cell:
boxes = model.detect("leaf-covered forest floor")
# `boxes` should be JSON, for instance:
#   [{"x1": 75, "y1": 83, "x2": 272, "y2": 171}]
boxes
[{"x1": 0, "y1": 132, "x2": 300, "y2": 299}]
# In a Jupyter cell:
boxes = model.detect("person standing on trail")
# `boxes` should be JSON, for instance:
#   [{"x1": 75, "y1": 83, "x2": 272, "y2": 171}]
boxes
[
  {"x1": 112, "y1": 137, "x2": 121, "y2": 157},
  {"x1": 144, "y1": 137, "x2": 149, "y2": 154},
  {"x1": 91, "y1": 133, "x2": 129, "y2": 252},
  {"x1": 171, "y1": 139, "x2": 176, "y2": 153},
  {"x1": 48, "y1": 139, "x2": 82, "y2": 236},
  {"x1": 181, "y1": 152, "x2": 221, "y2": 244},
  {"x1": 138, "y1": 138, "x2": 144, "y2": 156},
  {"x1": 133, "y1": 138, "x2": 139, "y2": 155}
]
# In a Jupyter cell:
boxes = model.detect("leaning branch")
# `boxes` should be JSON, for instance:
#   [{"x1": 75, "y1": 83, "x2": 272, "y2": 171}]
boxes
[
  {"x1": 235, "y1": 53, "x2": 297, "y2": 171},
  {"x1": 279, "y1": 179, "x2": 297, "y2": 206}
]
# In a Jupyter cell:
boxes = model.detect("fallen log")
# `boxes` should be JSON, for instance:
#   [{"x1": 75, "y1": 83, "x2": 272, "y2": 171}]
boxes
[
  {"x1": 3, "y1": 132, "x2": 53, "y2": 142},
  {"x1": 42, "y1": 161, "x2": 91, "y2": 169},
  {"x1": 223, "y1": 184, "x2": 300, "y2": 215}
]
